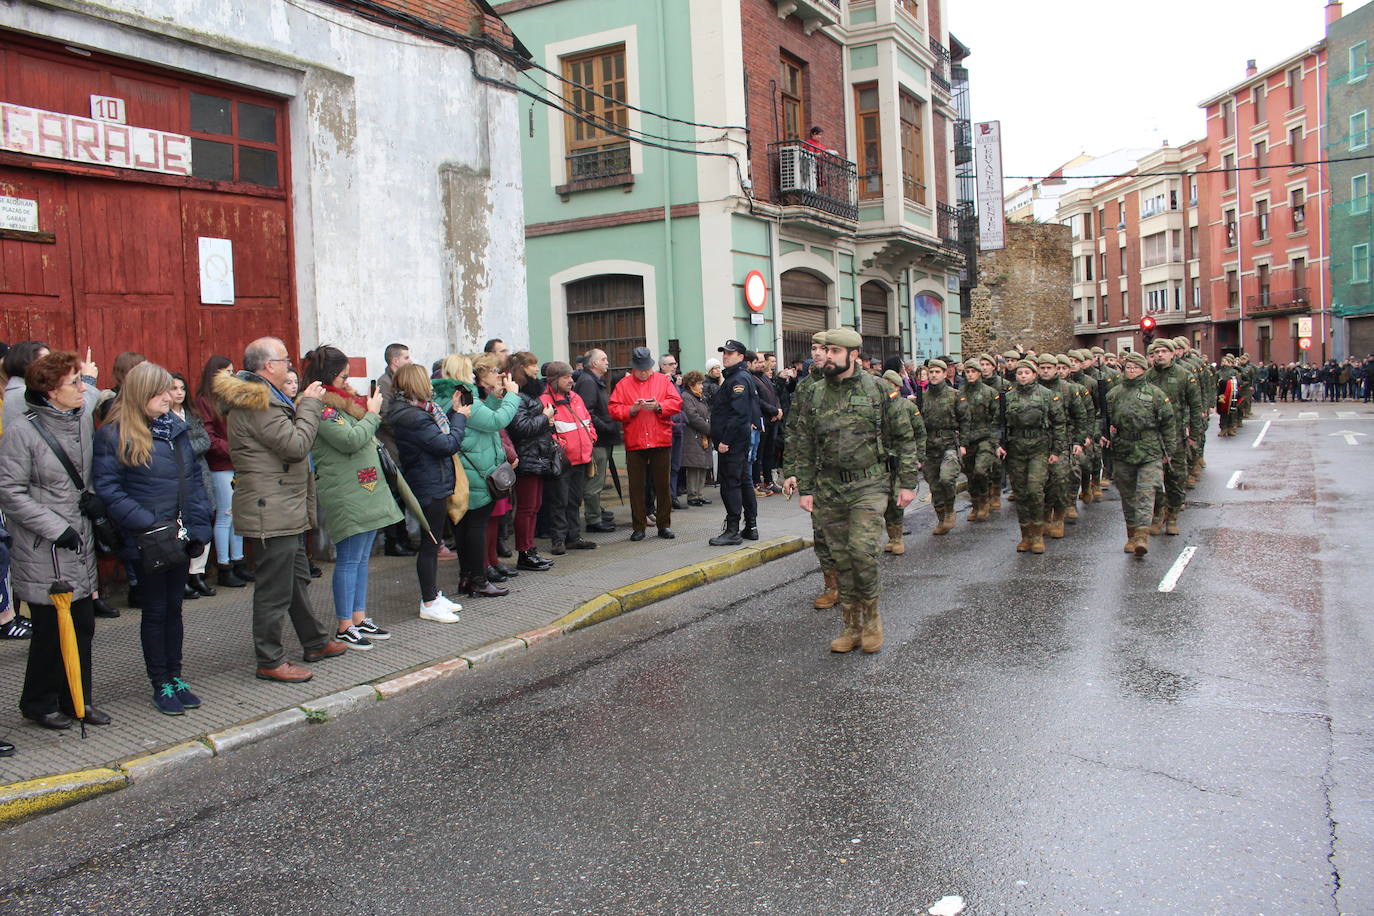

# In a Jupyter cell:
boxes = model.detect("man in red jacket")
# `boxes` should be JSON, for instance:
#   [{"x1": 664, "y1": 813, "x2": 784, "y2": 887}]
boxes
[{"x1": 609, "y1": 347, "x2": 683, "y2": 540}]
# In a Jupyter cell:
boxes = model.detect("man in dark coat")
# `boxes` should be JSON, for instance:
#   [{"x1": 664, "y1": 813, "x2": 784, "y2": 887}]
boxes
[{"x1": 573, "y1": 348, "x2": 620, "y2": 533}]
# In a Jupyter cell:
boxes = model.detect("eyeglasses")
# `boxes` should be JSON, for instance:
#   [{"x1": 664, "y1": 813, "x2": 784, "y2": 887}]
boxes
[
  {"x1": 265, "y1": 357, "x2": 291, "y2": 366},
  {"x1": 57, "y1": 377, "x2": 85, "y2": 389}
]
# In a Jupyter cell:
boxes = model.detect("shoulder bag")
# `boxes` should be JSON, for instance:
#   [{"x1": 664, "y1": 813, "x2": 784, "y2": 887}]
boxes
[
  {"x1": 24, "y1": 409, "x2": 122, "y2": 553},
  {"x1": 134, "y1": 443, "x2": 190, "y2": 574},
  {"x1": 460, "y1": 447, "x2": 515, "y2": 500}
]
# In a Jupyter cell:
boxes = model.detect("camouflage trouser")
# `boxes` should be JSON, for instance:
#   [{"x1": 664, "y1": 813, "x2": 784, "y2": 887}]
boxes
[
  {"x1": 1043, "y1": 449, "x2": 1072, "y2": 510},
  {"x1": 1219, "y1": 408, "x2": 1240, "y2": 434},
  {"x1": 1005, "y1": 447, "x2": 1049, "y2": 525},
  {"x1": 923, "y1": 444, "x2": 960, "y2": 510},
  {"x1": 961, "y1": 438, "x2": 999, "y2": 502},
  {"x1": 1115, "y1": 459, "x2": 1164, "y2": 529},
  {"x1": 1091, "y1": 439, "x2": 1104, "y2": 483},
  {"x1": 810, "y1": 513, "x2": 834, "y2": 571},
  {"x1": 1073, "y1": 446, "x2": 1092, "y2": 493},
  {"x1": 884, "y1": 472, "x2": 905, "y2": 527},
  {"x1": 811, "y1": 478, "x2": 888, "y2": 602},
  {"x1": 1152, "y1": 441, "x2": 1188, "y2": 512}
]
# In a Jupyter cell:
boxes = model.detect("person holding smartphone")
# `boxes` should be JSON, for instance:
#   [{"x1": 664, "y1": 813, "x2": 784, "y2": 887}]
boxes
[{"x1": 608, "y1": 347, "x2": 682, "y2": 541}]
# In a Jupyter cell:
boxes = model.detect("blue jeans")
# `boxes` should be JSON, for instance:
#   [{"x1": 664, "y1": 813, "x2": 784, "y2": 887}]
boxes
[
  {"x1": 211, "y1": 470, "x2": 244, "y2": 565},
  {"x1": 331, "y1": 529, "x2": 377, "y2": 621}
]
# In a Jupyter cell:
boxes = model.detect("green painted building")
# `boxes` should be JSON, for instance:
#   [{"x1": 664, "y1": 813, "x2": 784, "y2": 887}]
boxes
[
  {"x1": 498, "y1": 0, "x2": 967, "y2": 373},
  {"x1": 1327, "y1": 0, "x2": 1374, "y2": 356}
]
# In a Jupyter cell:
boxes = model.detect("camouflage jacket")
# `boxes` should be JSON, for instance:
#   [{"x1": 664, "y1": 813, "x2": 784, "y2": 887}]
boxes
[
  {"x1": 956, "y1": 379, "x2": 1001, "y2": 443},
  {"x1": 1040, "y1": 377, "x2": 1086, "y2": 450},
  {"x1": 1000, "y1": 380, "x2": 1068, "y2": 455},
  {"x1": 1144, "y1": 361, "x2": 1203, "y2": 441},
  {"x1": 1069, "y1": 370, "x2": 1100, "y2": 437},
  {"x1": 1104, "y1": 376, "x2": 1176, "y2": 464},
  {"x1": 785, "y1": 370, "x2": 922, "y2": 495},
  {"x1": 921, "y1": 383, "x2": 961, "y2": 450}
]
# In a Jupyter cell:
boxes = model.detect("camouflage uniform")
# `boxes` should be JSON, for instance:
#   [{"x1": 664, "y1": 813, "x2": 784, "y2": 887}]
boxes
[
  {"x1": 1038, "y1": 355, "x2": 1085, "y2": 538},
  {"x1": 1236, "y1": 356, "x2": 1255, "y2": 424},
  {"x1": 1000, "y1": 361, "x2": 1068, "y2": 553},
  {"x1": 920, "y1": 366, "x2": 962, "y2": 535},
  {"x1": 1144, "y1": 341, "x2": 1203, "y2": 535},
  {"x1": 1103, "y1": 351, "x2": 1177, "y2": 555},
  {"x1": 956, "y1": 363, "x2": 1001, "y2": 522},
  {"x1": 785, "y1": 329, "x2": 921, "y2": 653},
  {"x1": 785, "y1": 344, "x2": 836, "y2": 608},
  {"x1": 880, "y1": 371, "x2": 926, "y2": 554},
  {"x1": 1069, "y1": 350, "x2": 1101, "y2": 503}
]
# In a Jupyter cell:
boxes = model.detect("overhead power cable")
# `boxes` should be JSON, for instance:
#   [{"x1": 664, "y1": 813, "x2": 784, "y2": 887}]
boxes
[
  {"x1": 517, "y1": 69, "x2": 734, "y2": 146},
  {"x1": 1004, "y1": 153, "x2": 1374, "y2": 182}
]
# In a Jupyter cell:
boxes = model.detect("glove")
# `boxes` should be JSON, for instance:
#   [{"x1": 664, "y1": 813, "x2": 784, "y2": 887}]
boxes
[
  {"x1": 54, "y1": 527, "x2": 81, "y2": 551},
  {"x1": 184, "y1": 539, "x2": 205, "y2": 558}
]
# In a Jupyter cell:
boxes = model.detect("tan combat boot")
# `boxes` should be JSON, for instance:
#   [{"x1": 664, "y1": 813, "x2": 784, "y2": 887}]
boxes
[
  {"x1": 1133, "y1": 528, "x2": 1150, "y2": 556},
  {"x1": 1064, "y1": 502, "x2": 1079, "y2": 522},
  {"x1": 988, "y1": 486, "x2": 1002, "y2": 511},
  {"x1": 1015, "y1": 525, "x2": 1032, "y2": 552},
  {"x1": 1029, "y1": 524, "x2": 1046, "y2": 554},
  {"x1": 1123, "y1": 529, "x2": 1137, "y2": 553},
  {"x1": 829, "y1": 602, "x2": 862, "y2": 653},
  {"x1": 1164, "y1": 509, "x2": 1180, "y2": 536},
  {"x1": 1079, "y1": 478, "x2": 1093, "y2": 504},
  {"x1": 932, "y1": 506, "x2": 955, "y2": 536},
  {"x1": 1090, "y1": 480, "x2": 1103, "y2": 502},
  {"x1": 813, "y1": 569, "x2": 840, "y2": 610},
  {"x1": 1047, "y1": 508, "x2": 1065, "y2": 539},
  {"x1": 885, "y1": 524, "x2": 905, "y2": 555},
  {"x1": 1148, "y1": 507, "x2": 1166, "y2": 535},
  {"x1": 860, "y1": 600, "x2": 883, "y2": 653},
  {"x1": 968, "y1": 495, "x2": 985, "y2": 522}
]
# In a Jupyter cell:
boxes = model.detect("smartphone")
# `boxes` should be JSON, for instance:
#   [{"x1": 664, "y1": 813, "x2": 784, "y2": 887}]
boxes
[
  {"x1": 369, "y1": 380, "x2": 378, "y2": 397},
  {"x1": 458, "y1": 386, "x2": 474, "y2": 407}
]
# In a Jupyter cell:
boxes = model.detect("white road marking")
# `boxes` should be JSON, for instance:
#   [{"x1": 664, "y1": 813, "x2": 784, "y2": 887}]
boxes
[
  {"x1": 1299, "y1": 411, "x2": 1318, "y2": 419},
  {"x1": 1338, "y1": 411, "x2": 1358, "y2": 419},
  {"x1": 1250, "y1": 420, "x2": 1272, "y2": 448},
  {"x1": 1226, "y1": 471, "x2": 1243, "y2": 489},
  {"x1": 1330, "y1": 430, "x2": 1367, "y2": 446},
  {"x1": 1158, "y1": 546, "x2": 1198, "y2": 593}
]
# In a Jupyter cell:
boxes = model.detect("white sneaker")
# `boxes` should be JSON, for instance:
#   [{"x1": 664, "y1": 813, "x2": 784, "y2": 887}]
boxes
[
  {"x1": 434, "y1": 592, "x2": 464, "y2": 614},
  {"x1": 419, "y1": 600, "x2": 460, "y2": 623}
]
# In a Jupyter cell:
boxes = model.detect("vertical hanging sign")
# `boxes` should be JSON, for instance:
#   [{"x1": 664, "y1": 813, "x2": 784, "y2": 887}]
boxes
[
  {"x1": 975, "y1": 120, "x2": 1006, "y2": 252},
  {"x1": 198, "y1": 237, "x2": 235, "y2": 305}
]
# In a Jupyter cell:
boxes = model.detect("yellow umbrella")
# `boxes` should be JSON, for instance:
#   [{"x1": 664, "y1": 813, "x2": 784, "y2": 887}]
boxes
[{"x1": 49, "y1": 545, "x2": 85, "y2": 728}]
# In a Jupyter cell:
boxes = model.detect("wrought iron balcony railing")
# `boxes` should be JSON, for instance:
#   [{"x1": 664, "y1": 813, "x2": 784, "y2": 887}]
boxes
[
  {"x1": 937, "y1": 202, "x2": 961, "y2": 246},
  {"x1": 1246, "y1": 286, "x2": 1310, "y2": 314},
  {"x1": 768, "y1": 140, "x2": 858, "y2": 222},
  {"x1": 567, "y1": 144, "x2": 631, "y2": 182}
]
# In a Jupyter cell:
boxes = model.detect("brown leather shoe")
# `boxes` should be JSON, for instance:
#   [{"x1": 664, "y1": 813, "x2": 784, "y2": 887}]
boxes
[
  {"x1": 303, "y1": 639, "x2": 347, "y2": 662},
  {"x1": 255, "y1": 661, "x2": 314, "y2": 683}
]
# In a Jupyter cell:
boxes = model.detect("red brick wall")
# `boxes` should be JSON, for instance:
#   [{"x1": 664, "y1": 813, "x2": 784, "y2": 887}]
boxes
[
  {"x1": 740, "y1": 0, "x2": 846, "y2": 204},
  {"x1": 339, "y1": 0, "x2": 519, "y2": 50},
  {"x1": 932, "y1": 112, "x2": 947, "y2": 206}
]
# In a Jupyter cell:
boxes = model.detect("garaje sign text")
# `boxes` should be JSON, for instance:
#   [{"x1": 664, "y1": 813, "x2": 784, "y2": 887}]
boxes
[{"x1": 0, "y1": 102, "x2": 192, "y2": 177}]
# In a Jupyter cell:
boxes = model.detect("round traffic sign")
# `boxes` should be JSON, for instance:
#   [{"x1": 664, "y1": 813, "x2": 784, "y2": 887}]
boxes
[
  {"x1": 743, "y1": 270, "x2": 768, "y2": 313},
  {"x1": 1298, "y1": 336, "x2": 1312, "y2": 351}
]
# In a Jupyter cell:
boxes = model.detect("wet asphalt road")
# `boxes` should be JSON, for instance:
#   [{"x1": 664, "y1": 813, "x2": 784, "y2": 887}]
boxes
[{"x1": 2, "y1": 405, "x2": 1371, "y2": 915}]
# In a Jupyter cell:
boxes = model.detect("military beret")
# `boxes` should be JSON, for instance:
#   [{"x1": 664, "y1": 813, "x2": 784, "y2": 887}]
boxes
[
  {"x1": 1001, "y1": 349, "x2": 1021, "y2": 360},
  {"x1": 1090, "y1": 346, "x2": 1105, "y2": 355},
  {"x1": 978, "y1": 353, "x2": 996, "y2": 364},
  {"x1": 1147, "y1": 340, "x2": 1174, "y2": 353},
  {"x1": 1014, "y1": 359, "x2": 1037, "y2": 372},
  {"x1": 811, "y1": 331, "x2": 828, "y2": 345},
  {"x1": 927, "y1": 358, "x2": 948, "y2": 371},
  {"x1": 881, "y1": 369, "x2": 903, "y2": 388},
  {"x1": 963, "y1": 359, "x2": 982, "y2": 372},
  {"x1": 1056, "y1": 354, "x2": 1073, "y2": 366},
  {"x1": 1173, "y1": 336, "x2": 1189, "y2": 348},
  {"x1": 1121, "y1": 351, "x2": 1149, "y2": 369},
  {"x1": 1034, "y1": 353, "x2": 1058, "y2": 365},
  {"x1": 823, "y1": 327, "x2": 863, "y2": 349}
]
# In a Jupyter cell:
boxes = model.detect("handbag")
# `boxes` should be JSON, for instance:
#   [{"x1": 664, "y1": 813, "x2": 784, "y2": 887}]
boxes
[
  {"x1": 547, "y1": 437, "x2": 568, "y2": 478},
  {"x1": 24, "y1": 409, "x2": 122, "y2": 553},
  {"x1": 135, "y1": 444, "x2": 189, "y2": 574},
  {"x1": 460, "y1": 448, "x2": 515, "y2": 500}
]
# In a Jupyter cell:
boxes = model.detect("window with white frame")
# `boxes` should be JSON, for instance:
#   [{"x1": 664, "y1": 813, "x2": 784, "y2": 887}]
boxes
[
  {"x1": 1140, "y1": 190, "x2": 1167, "y2": 218},
  {"x1": 1144, "y1": 283, "x2": 1168, "y2": 312},
  {"x1": 1354, "y1": 243, "x2": 1371, "y2": 284},
  {"x1": 1352, "y1": 110, "x2": 1370, "y2": 151},
  {"x1": 1291, "y1": 186, "x2": 1307, "y2": 228},
  {"x1": 1353, "y1": 173, "x2": 1370, "y2": 214},
  {"x1": 1192, "y1": 277, "x2": 1201, "y2": 308},
  {"x1": 1142, "y1": 231, "x2": 1167, "y2": 267},
  {"x1": 1352, "y1": 41, "x2": 1369, "y2": 82}
]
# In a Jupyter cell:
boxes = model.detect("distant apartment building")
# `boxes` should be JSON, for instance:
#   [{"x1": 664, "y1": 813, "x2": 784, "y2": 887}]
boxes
[
  {"x1": 1326, "y1": 0, "x2": 1374, "y2": 356},
  {"x1": 498, "y1": 0, "x2": 970, "y2": 373},
  {"x1": 1005, "y1": 149, "x2": 1149, "y2": 224}
]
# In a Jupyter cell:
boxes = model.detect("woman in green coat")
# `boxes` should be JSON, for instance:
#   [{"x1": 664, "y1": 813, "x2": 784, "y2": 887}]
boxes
[{"x1": 303, "y1": 346, "x2": 403, "y2": 649}]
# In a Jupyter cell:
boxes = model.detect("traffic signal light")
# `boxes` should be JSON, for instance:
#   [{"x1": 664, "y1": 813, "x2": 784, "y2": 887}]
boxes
[{"x1": 1140, "y1": 314, "x2": 1156, "y2": 346}]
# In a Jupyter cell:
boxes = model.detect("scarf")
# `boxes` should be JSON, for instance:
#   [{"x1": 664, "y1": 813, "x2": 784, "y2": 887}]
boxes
[
  {"x1": 151, "y1": 412, "x2": 177, "y2": 442},
  {"x1": 423, "y1": 400, "x2": 450, "y2": 435},
  {"x1": 323, "y1": 383, "x2": 369, "y2": 411}
]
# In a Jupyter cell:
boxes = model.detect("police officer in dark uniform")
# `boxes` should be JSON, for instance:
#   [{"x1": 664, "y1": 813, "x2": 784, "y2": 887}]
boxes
[{"x1": 709, "y1": 339, "x2": 760, "y2": 546}]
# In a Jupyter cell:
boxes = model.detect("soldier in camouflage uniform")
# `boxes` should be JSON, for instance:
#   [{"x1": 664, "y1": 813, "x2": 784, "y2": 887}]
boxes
[
  {"x1": 998, "y1": 359, "x2": 1068, "y2": 554},
  {"x1": 957, "y1": 359, "x2": 1002, "y2": 522},
  {"x1": 785, "y1": 333, "x2": 840, "y2": 609},
  {"x1": 1056, "y1": 354, "x2": 1093, "y2": 525},
  {"x1": 980, "y1": 353, "x2": 1010, "y2": 513},
  {"x1": 1101, "y1": 351, "x2": 1176, "y2": 556},
  {"x1": 1236, "y1": 354, "x2": 1255, "y2": 425},
  {"x1": 1216, "y1": 354, "x2": 1243, "y2": 437},
  {"x1": 1172, "y1": 336, "x2": 1211, "y2": 486},
  {"x1": 880, "y1": 369, "x2": 926, "y2": 555},
  {"x1": 1037, "y1": 354, "x2": 1085, "y2": 539},
  {"x1": 920, "y1": 359, "x2": 963, "y2": 536},
  {"x1": 1069, "y1": 350, "x2": 1103, "y2": 504},
  {"x1": 782, "y1": 329, "x2": 921, "y2": 654},
  {"x1": 1144, "y1": 339, "x2": 1202, "y2": 536}
]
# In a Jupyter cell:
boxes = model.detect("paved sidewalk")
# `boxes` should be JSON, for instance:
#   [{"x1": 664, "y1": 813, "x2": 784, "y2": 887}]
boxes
[{"x1": 0, "y1": 485, "x2": 818, "y2": 785}]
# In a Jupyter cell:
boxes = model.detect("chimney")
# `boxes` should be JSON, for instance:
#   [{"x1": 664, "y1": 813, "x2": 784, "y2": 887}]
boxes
[
  {"x1": 1326, "y1": 1, "x2": 1343, "y2": 26},
  {"x1": 1246, "y1": 59, "x2": 1258, "y2": 77}
]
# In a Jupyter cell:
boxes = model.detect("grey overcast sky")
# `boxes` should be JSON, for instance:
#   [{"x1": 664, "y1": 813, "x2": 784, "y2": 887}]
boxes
[{"x1": 950, "y1": 0, "x2": 1372, "y2": 184}]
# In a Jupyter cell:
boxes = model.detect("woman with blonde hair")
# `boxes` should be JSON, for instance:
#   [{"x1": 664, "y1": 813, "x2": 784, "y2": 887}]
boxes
[{"x1": 93, "y1": 362, "x2": 214, "y2": 715}]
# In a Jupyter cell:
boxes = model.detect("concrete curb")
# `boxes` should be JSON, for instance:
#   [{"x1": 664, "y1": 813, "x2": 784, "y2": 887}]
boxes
[{"x1": 0, "y1": 535, "x2": 811, "y2": 827}]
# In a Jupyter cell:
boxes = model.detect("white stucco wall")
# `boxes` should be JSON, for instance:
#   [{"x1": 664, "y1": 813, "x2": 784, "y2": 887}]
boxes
[{"x1": 0, "y1": 0, "x2": 528, "y2": 377}]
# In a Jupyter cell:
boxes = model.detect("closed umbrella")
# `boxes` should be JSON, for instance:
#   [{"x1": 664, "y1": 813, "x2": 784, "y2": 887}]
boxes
[{"x1": 49, "y1": 545, "x2": 86, "y2": 736}]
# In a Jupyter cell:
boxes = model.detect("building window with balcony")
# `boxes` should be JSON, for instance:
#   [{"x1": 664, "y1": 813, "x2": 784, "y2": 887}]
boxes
[
  {"x1": 1252, "y1": 84, "x2": 1267, "y2": 124},
  {"x1": 1144, "y1": 283, "x2": 1167, "y2": 312},
  {"x1": 1222, "y1": 100, "x2": 1236, "y2": 137},
  {"x1": 1257, "y1": 263, "x2": 1271, "y2": 307},
  {"x1": 1351, "y1": 41, "x2": 1369, "y2": 83},
  {"x1": 1227, "y1": 269, "x2": 1239, "y2": 309},
  {"x1": 781, "y1": 54, "x2": 807, "y2": 141},
  {"x1": 562, "y1": 45, "x2": 630, "y2": 183},
  {"x1": 1142, "y1": 232, "x2": 1166, "y2": 268},
  {"x1": 854, "y1": 83, "x2": 883, "y2": 201},
  {"x1": 899, "y1": 91, "x2": 926, "y2": 205},
  {"x1": 1287, "y1": 66, "x2": 1302, "y2": 109},
  {"x1": 1351, "y1": 110, "x2": 1370, "y2": 151},
  {"x1": 1353, "y1": 174, "x2": 1370, "y2": 214},
  {"x1": 1289, "y1": 126, "x2": 1303, "y2": 164},
  {"x1": 1354, "y1": 244, "x2": 1371, "y2": 284},
  {"x1": 1141, "y1": 191, "x2": 1167, "y2": 218},
  {"x1": 1223, "y1": 153, "x2": 1236, "y2": 191},
  {"x1": 1291, "y1": 187, "x2": 1307, "y2": 228},
  {"x1": 1256, "y1": 199, "x2": 1270, "y2": 240},
  {"x1": 1224, "y1": 209, "x2": 1238, "y2": 248}
]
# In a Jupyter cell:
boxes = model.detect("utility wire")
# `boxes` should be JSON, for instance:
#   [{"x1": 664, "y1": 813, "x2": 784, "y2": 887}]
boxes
[
  {"x1": 517, "y1": 69, "x2": 734, "y2": 145},
  {"x1": 1004, "y1": 153, "x2": 1374, "y2": 181}
]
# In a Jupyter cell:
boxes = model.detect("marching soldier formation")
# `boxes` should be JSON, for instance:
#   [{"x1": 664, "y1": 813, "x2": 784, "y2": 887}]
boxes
[{"x1": 779, "y1": 328, "x2": 1249, "y2": 653}]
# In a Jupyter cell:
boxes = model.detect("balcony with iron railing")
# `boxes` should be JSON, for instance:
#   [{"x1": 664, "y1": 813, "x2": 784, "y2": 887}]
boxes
[
  {"x1": 937, "y1": 202, "x2": 961, "y2": 247},
  {"x1": 929, "y1": 36, "x2": 951, "y2": 94},
  {"x1": 1246, "y1": 286, "x2": 1310, "y2": 315},
  {"x1": 768, "y1": 140, "x2": 858, "y2": 223},
  {"x1": 556, "y1": 144, "x2": 634, "y2": 197}
]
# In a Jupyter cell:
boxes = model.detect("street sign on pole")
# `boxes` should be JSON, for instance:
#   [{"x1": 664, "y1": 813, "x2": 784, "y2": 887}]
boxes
[
  {"x1": 743, "y1": 270, "x2": 768, "y2": 313},
  {"x1": 1299, "y1": 337, "x2": 1312, "y2": 351},
  {"x1": 1296, "y1": 316, "x2": 1313, "y2": 337}
]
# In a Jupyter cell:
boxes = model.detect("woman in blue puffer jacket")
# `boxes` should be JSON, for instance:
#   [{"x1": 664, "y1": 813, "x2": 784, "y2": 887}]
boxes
[{"x1": 93, "y1": 362, "x2": 213, "y2": 716}]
